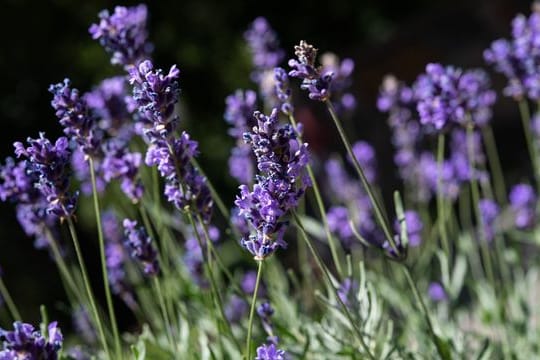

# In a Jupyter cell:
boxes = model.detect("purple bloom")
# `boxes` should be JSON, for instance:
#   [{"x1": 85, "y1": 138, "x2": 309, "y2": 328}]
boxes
[
  {"x1": 509, "y1": 183, "x2": 537, "y2": 229},
  {"x1": 235, "y1": 109, "x2": 310, "y2": 259},
  {"x1": 14, "y1": 134, "x2": 77, "y2": 219},
  {"x1": 257, "y1": 301, "x2": 275, "y2": 338},
  {"x1": 89, "y1": 4, "x2": 151, "y2": 67},
  {"x1": 123, "y1": 219, "x2": 159, "y2": 276},
  {"x1": 103, "y1": 211, "x2": 137, "y2": 310},
  {"x1": 49, "y1": 79, "x2": 101, "y2": 155},
  {"x1": 228, "y1": 145, "x2": 255, "y2": 185},
  {"x1": 484, "y1": 10, "x2": 540, "y2": 100},
  {"x1": 274, "y1": 67, "x2": 293, "y2": 115},
  {"x1": 394, "y1": 210, "x2": 423, "y2": 247},
  {"x1": 414, "y1": 63, "x2": 496, "y2": 130},
  {"x1": 349, "y1": 141, "x2": 377, "y2": 182},
  {"x1": 225, "y1": 90, "x2": 258, "y2": 140},
  {"x1": 71, "y1": 148, "x2": 106, "y2": 196},
  {"x1": 244, "y1": 17, "x2": 285, "y2": 84},
  {"x1": 321, "y1": 52, "x2": 356, "y2": 114},
  {"x1": 255, "y1": 343, "x2": 287, "y2": 360},
  {"x1": 0, "y1": 321, "x2": 63, "y2": 360},
  {"x1": 224, "y1": 295, "x2": 248, "y2": 324},
  {"x1": 479, "y1": 199, "x2": 500, "y2": 242},
  {"x1": 428, "y1": 282, "x2": 447, "y2": 302},
  {"x1": 84, "y1": 76, "x2": 134, "y2": 137},
  {"x1": 449, "y1": 129, "x2": 487, "y2": 183},
  {"x1": 241, "y1": 270, "x2": 266, "y2": 297},
  {"x1": 289, "y1": 40, "x2": 334, "y2": 101},
  {"x1": 102, "y1": 140, "x2": 144, "y2": 203}
]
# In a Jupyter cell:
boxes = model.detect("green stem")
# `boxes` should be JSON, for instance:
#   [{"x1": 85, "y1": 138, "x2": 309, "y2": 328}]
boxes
[
  {"x1": 153, "y1": 277, "x2": 175, "y2": 350},
  {"x1": 402, "y1": 266, "x2": 451, "y2": 360},
  {"x1": 325, "y1": 100, "x2": 396, "y2": 251},
  {"x1": 0, "y1": 276, "x2": 21, "y2": 321},
  {"x1": 288, "y1": 114, "x2": 344, "y2": 278},
  {"x1": 466, "y1": 124, "x2": 495, "y2": 286},
  {"x1": 436, "y1": 133, "x2": 450, "y2": 256},
  {"x1": 481, "y1": 125, "x2": 507, "y2": 205},
  {"x1": 89, "y1": 157, "x2": 121, "y2": 358},
  {"x1": 245, "y1": 260, "x2": 263, "y2": 360},
  {"x1": 292, "y1": 212, "x2": 376, "y2": 360},
  {"x1": 66, "y1": 217, "x2": 110, "y2": 358},
  {"x1": 518, "y1": 100, "x2": 540, "y2": 189}
]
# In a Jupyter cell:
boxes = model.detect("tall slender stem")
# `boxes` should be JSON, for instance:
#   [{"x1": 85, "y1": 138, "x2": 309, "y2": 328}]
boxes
[
  {"x1": 66, "y1": 217, "x2": 110, "y2": 358},
  {"x1": 245, "y1": 260, "x2": 263, "y2": 360},
  {"x1": 518, "y1": 100, "x2": 540, "y2": 190},
  {"x1": 0, "y1": 276, "x2": 21, "y2": 321},
  {"x1": 288, "y1": 114, "x2": 344, "y2": 278},
  {"x1": 292, "y1": 212, "x2": 376, "y2": 360},
  {"x1": 402, "y1": 266, "x2": 451, "y2": 360},
  {"x1": 481, "y1": 125, "x2": 507, "y2": 205},
  {"x1": 466, "y1": 125, "x2": 495, "y2": 285},
  {"x1": 153, "y1": 277, "x2": 175, "y2": 349},
  {"x1": 436, "y1": 133, "x2": 451, "y2": 256},
  {"x1": 88, "y1": 157, "x2": 121, "y2": 358},
  {"x1": 325, "y1": 100, "x2": 396, "y2": 251}
]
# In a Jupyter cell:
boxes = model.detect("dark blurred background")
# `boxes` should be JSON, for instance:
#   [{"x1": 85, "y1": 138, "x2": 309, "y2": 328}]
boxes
[{"x1": 0, "y1": 0, "x2": 532, "y2": 329}]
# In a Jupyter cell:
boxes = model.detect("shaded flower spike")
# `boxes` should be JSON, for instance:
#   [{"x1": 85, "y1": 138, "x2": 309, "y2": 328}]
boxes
[
  {"x1": 509, "y1": 183, "x2": 537, "y2": 230},
  {"x1": 0, "y1": 321, "x2": 63, "y2": 360},
  {"x1": 479, "y1": 199, "x2": 500, "y2": 242},
  {"x1": 321, "y1": 52, "x2": 357, "y2": 113},
  {"x1": 413, "y1": 63, "x2": 496, "y2": 130},
  {"x1": 49, "y1": 79, "x2": 101, "y2": 155},
  {"x1": 235, "y1": 108, "x2": 310, "y2": 260},
  {"x1": 89, "y1": 4, "x2": 152, "y2": 67},
  {"x1": 123, "y1": 219, "x2": 159, "y2": 276},
  {"x1": 274, "y1": 67, "x2": 293, "y2": 115},
  {"x1": 244, "y1": 17, "x2": 285, "y2": 83},
  {"x1": 288, "y1": 40, "x2": 334, "y2": 101},
  {"x1": 129, "y1": 59, "x2": 181, "y2": 134},
  {"x1": 428, "y1": 282, "x2": 447, "y2": 302},
  {"x1": 14, "y1": 134, "x2": 77, "y2": 219},
  {"x1": 255, "y1": 343, "x2": 287, "y2": 360}
]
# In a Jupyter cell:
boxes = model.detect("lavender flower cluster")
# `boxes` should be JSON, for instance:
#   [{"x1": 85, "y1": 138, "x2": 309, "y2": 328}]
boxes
[
  {"x1": 0, "y1": 322, "x2": 63, "y2": 359},
  {"x1": 235, "y1": 109, "x2": 310, "y2": 260},
  {"x1": 123, "y1": 219, "x2": 159, "y2": 276}
]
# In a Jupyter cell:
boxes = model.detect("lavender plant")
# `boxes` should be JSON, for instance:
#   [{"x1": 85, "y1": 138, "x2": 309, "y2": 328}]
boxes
[{"x1": 4, "y1": 3, "x2": 540, "y2": 360}]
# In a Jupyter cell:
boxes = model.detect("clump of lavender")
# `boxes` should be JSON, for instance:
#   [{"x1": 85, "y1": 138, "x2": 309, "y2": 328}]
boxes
[
  {"x1": 49, "y1": 79, "x2": 101, "y2": 156},
  {"x1": 130, "y1": 60, "x2": 213, "y2": 222},
  {"x1": 509, "y1": 183, "x2": 537, "y2": 230},
  {"x1": 255, "y1": 343, "x2": 287, "y2": 360},
  {"x1": 479, "y1": 199, "x2": 500, "y2": 242},
  {"x1": 484, "y1": 7, "x2": 540, "y2": 100},
  {"x1": 123, "y1": 219, "x2": 159, "y2": 276},
  {"x1": 235, "y1": 108, "x2": 310, "y2": 260},
  {"x1": 274, "y1": 67, "x2": 293, "y2": 116},
  {"x1": 103, "y1": 211, "x2": 137, "y2": 310},
  {"x1": 257, "y1": 301, "x2": 277, "y2": 343},
  {"x1": 89, "y1": 4, "x2": 152, "y2": 67},
  {"x1": 288, "y1": 40, "x2": 333, "y2": 101},
  {"x1": 84, "y1": 76, "x2": 134, "y2": 138},
  {"x1": 244, "y1": 17, "x2": 285, "y2": 85},
  {"x1": 0, "y1": 158, "x2": 57, "y2": 249},
  {"x1": 0, "y1": 321, "x2": 63, "y2": 359},
  {"x1": 224, "y1": 90, "x2": 258, "y2": 184},
  {"x1": 413, "y1": 63, "x2": 496, "y2": 130},
  {"x1": 14, "y1": 134, "x2": 77, "y2": 219}
]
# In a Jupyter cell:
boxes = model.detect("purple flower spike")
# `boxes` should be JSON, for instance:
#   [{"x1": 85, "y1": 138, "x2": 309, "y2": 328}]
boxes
[
  {"x1": 414, "y1": 63, "x2": 496, "y2": 130},
  {"x1": 123, "y1": 219, "x2": 159, "y2": 276},
  {"x1": 289, "y1": 40, "x2": 334, "y2": 101},
  {"x1": 89, "y1": 4, "x2": 152, "y2": 67},
  {"x1": 235, "y1": 108, "x2": 310, "y2": 260},
  {"x1": 244, "y1": 17, "x2": 285, "y2": 84},
  {"x1": 349, "y1": 141, "x2": 377, "y2": 182},
  {"x1": 102, "y1": 140, "x2": 144, "y2": 203},
  {"x1": 274, "y1": 67, "x2": 293, "y2": 115},
  {"x1": 428, "y1": 282, "x2": 447, "y2": 302},
  {"x1": 321, "y1": 52, "x2": 357, "y2": 114},
  {"x1": 14, "y1": 134, "x2": 77, "y2": 219},
  {"x1": 49, "y1": 79, "x2": 101, "y2": 155},
  {"x1": 0, "y1": 321, "x2": 63, "y2": 360},
  {"x1": 255, "y1": 343, "x2": 287, "y2": 360},
  {"x1": 509, "y1": 183, "x2": 537, "y2": 230}
]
